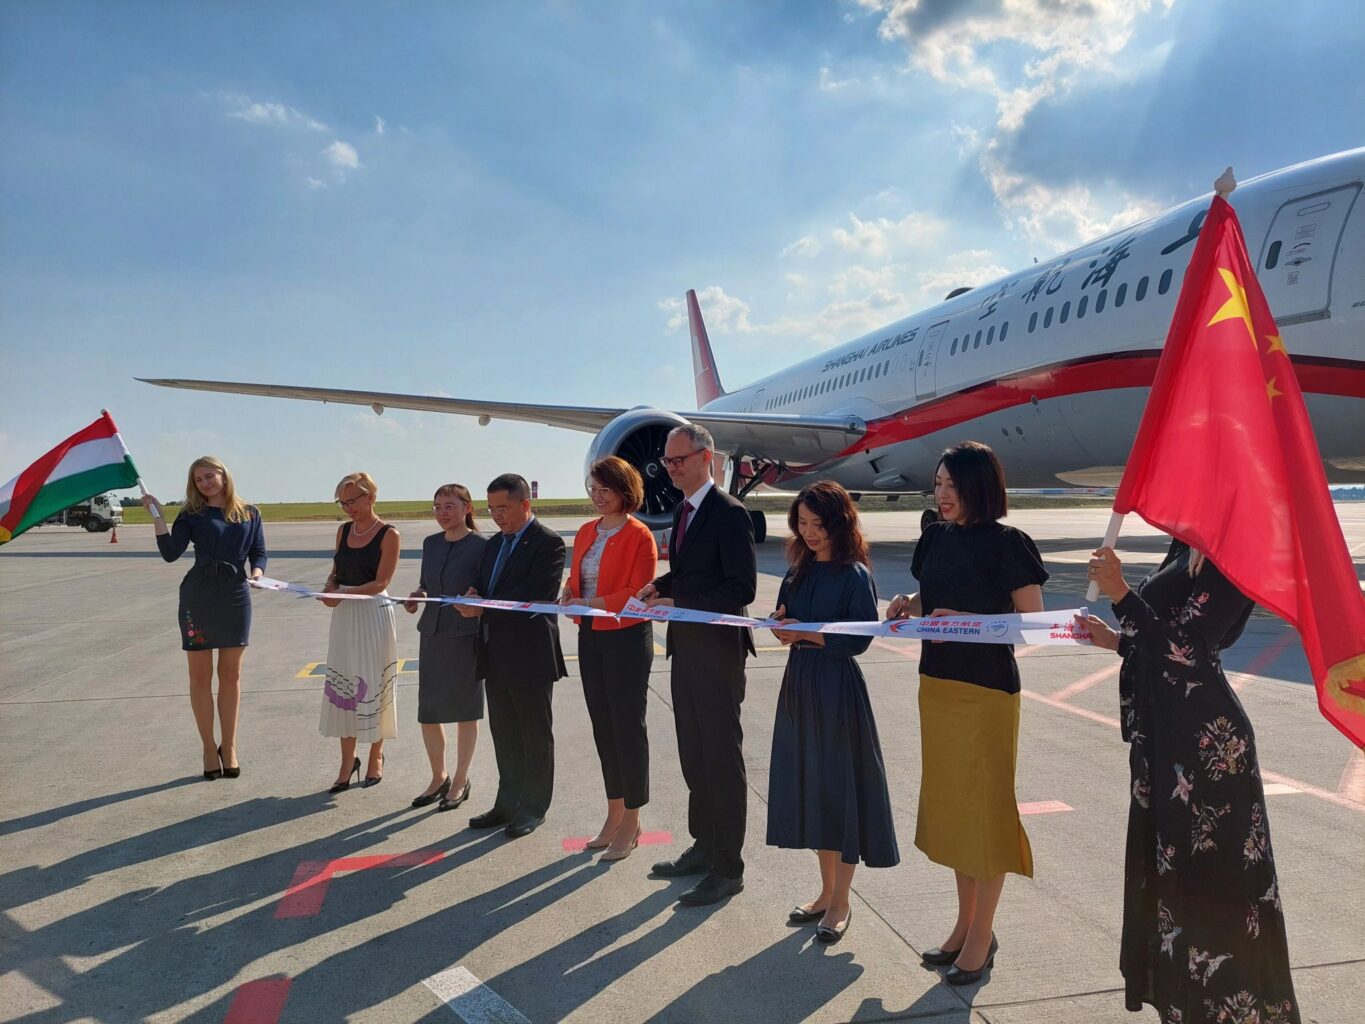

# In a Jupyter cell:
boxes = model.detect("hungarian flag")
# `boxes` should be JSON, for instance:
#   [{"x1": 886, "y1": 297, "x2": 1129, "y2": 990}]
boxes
[
  {"x1": 0, "y1": 411, "x2": 141, "y2": 544},
  {"x1": 1114, "y1": 195, "x2": 1365, "y2": 748}
]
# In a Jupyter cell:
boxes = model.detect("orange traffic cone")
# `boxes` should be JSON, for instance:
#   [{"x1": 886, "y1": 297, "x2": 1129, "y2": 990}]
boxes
[{"x1": 110, "y1": 526, "x2": 119, "y2": 544}]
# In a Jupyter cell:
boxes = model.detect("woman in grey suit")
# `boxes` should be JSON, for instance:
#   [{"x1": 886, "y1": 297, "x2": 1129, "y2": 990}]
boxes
[{"x1": 404, "y1": 483, "x2": 487, "y2": 810}]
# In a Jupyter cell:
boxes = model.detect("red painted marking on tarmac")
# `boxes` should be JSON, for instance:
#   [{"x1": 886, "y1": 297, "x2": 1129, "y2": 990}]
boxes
[
  {"x1": 274, "y1": 850, "x2": 445, "y2": 919},
  {"x1": 1339, "y1": 749, "x2": 1365, "y2": 803},
  {"x1": 1020, "y1": 687, "x2": 1365, "y2": 816},
  {"x1": 1051, "y1": 663, "x2": 1120, "y2": 702},
  {"x1": 1228, "y1": 631, "x2": 1298, "y2": 692},
  {"x1": 224, "y1": 978, "x2": 292, "y2": 1024},
  {"x1": 562, "y1": 831, "x2": 673, "y2": 853},
  {"x1": 1018, "y1": 800, "x2": 1073, "y2": 815}
]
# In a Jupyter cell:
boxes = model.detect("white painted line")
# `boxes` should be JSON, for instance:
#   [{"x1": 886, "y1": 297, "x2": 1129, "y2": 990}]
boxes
[
  {"x1": 1261, "y1": 782, "x2": 1300, "y2": 796},
  {"x1": 424, "y1": 966, "x2": 531, "y2": 1024}
]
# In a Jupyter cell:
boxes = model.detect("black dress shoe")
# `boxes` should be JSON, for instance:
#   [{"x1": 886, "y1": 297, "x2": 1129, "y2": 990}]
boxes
[
  {"x1": 944, "y1": 936, "x2": 998, "y2": 986},
  {"x1": 678, "y1": 872, "x2": 743, "y2": 906},
  {"x1": 469, "y1": 808, "x2": 512, "y2": 829},
  {"x1": 651, "y1": 844, "x2": 711, "y2": 878},
  {"x1": 412, "y1": 777, "x2": 451, "y2": 808},
  {"x1": 218, "y1": 746, "x2": 240, "y2": 779},
  {"x1": 436, "y1": 780, "x2": 471, "y2": 812},
  {"x1": 362, "y1": 753, "x2": 384, "y2": 788},
  {"x1": 788, "y1": 904, "x2": 827, "y2": 924},
  {"x1": 815, "y1": 906, "x2": 852, "y2": 944},
  {"x1": 505, "y1": 816, "x2": 544, "y2": 839},
  {"x1": 921, "y1": 945, "x2": 963, "y2": 966}
]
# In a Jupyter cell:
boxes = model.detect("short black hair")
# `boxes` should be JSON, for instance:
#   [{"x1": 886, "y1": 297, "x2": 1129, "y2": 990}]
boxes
[
  {"x1": 487, "y1": 473, "x2": 531, "y2": 502},
  {"x1": 937, "y1": 441, "x2": 1007, "y2": 525}
]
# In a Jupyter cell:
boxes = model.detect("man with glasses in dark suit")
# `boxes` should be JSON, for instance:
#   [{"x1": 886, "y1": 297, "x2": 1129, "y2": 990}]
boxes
[
  {"x1": 457, "y1": 473, "x2": 567, "y2": 838},
  {"x1": 638, "y1": 424, "x2": 757, "y2": 904}
]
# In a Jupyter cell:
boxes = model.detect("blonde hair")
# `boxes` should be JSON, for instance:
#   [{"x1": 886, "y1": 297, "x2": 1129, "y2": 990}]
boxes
[
  {"x1": 335, "y1": 472, "x2": 378, "y2": 500},
  {"x1": 184, "y1": 456, "x2": 251, "y2": 523},
  {"x1": 1188, "y1": 549, "x2": 1207, "y2": 577}
]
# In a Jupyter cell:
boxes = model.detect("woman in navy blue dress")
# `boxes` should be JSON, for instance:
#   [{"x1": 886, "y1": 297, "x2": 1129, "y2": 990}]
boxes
[
  {"x1": 143, "y1": 456, "x2": 267, "y2": 780},
  {"x1": 767, "y1": 481, "x2": 898, "y2": 945}
]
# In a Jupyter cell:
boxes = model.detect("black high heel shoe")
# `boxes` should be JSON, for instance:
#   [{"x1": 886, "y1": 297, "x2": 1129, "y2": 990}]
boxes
[
  {"x1": 202, "y1": 757, "x2": 223, "y2": 782},
  {"x1": 412, "y1": 776, "x2": 452, "y2": 808},
  {"x1": 921, "y1": 945, "x2": 963, "y2": 966},
  {"x1": 944, "y1": 936, "x2": 998, "y2": 986},
  {"x1": 329, "y1": 756, "x2": 361, "y2": 794},
  {"x1": 218, "y1": 746, "x2": 241, "y2": 779},
  {"x1": 363, "y1": 753, "x2": 384, "y2": 788},
  {"x1": 437, "y1": 779, "x2": 472, "y2": 812}
]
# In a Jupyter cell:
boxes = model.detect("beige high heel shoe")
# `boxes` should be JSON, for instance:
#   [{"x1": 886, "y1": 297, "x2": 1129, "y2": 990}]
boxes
[
  {"x1": 586, "y1": 821, "x2": 621, "y2": 850},
  {"x1": 601, "y1": 826, "x2": 643, "y2": 862}
]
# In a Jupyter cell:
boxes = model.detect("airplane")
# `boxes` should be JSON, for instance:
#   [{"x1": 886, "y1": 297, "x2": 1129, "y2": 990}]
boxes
[{"x1": 142, "y1": 148, "x2": 1365, "y2": 541}]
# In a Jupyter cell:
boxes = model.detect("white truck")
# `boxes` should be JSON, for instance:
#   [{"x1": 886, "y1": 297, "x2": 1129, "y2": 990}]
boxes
[{"x1": 45, "y1": 493, "x2": 124, "y2": 532}]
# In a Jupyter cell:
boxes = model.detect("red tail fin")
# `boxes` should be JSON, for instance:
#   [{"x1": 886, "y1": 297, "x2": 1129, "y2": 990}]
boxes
[{"x1": 686, "y1": 289, "x2": 725, "y2": 406}]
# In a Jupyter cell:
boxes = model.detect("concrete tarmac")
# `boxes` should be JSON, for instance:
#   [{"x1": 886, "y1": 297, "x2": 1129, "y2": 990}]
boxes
[{"x1": 2, "y1": 506, "x2": 1363, "y2": 1024}]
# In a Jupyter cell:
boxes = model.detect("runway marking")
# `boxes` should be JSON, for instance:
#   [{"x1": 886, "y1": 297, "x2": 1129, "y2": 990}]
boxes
[
  {"x1": 1228, "y1": 631, "x2": 1298, "y2": 692},
  {"x1": 561, "y1": 830, "x2": 673, "y2": 853},
  {"x1": 1051, "y1": 663, "x2": 1120, "y2": 702},
  {"x1": 1262, "y1": 783, "x2": 1301, "y2": 796},
  {"x1": 1019, "y1": 689, "x2": 1365, "y2": 815},
  {"x1": 296, "y1": 658, "x2": 420, "y2": 679},
  {"x1": 224, "y1": 977, "x2": 292, "y2": 1024},
  {"x1": 1018, "y1": 800, "x2": 1074, "y2": 815},
  {"x1": 1339, "y1": 749, "x2": 1365, "y2": 802},
  {"x1": 274, "y1": 849, "x2": 444, "y2": 918},
  {"x1": 423, "y1": 965, "x2": 531, "y2": 1024}
]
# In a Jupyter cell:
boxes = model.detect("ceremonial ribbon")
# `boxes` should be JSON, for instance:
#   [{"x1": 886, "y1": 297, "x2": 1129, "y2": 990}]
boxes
[{"x1": 249, "y1": 577, "x2": 1093, "y2": 646}]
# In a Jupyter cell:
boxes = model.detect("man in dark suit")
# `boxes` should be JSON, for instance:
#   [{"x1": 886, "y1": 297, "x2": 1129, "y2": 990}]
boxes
[
  {"x1": 639, "y1": 424, "x2": 757, "y2": 904},
  {"x1": 457, "y1": 473, "x2": 567, "y2": 838}
]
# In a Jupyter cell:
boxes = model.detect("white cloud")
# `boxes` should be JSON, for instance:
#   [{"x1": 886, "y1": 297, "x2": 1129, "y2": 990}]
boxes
[
  {"x1": 324, "y1": 140, "x2": 359, "y2": 170},
  {"x1": 831, "y1": 211, "x2": 946, "y2": 261},
  {"x1": 220, "y1": 92, "x2": 328, "y2": 132},
  {"x1": 859, "y1": 0, "x2": 1174, "y2": 252},
  {"x1": 780, "y1": 235, "x2": 821, "y2": 259},
  {"x1": 306, "y1": 177, "x2": 327, "y2": 191},
  {"x1": 374, "y1": 116, "x2": 386, "y2": 135}
]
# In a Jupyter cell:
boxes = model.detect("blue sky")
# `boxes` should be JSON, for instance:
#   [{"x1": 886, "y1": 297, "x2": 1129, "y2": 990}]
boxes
[{"x1": 3, "y1": 0, "x2": 1362, "y2": 501}]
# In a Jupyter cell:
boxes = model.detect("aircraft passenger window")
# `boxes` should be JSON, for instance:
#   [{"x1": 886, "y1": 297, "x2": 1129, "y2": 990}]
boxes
[
  {"x1": 1043, "y1": 307, "x2": 1054, "y2": 328},
  {"x1": 1077, "y1": 295, "x2": 1088, "y2": 319},
  {"x1": 1158, "y1": 269, "x2": 1173, "y2": 295},
  {"x1": 1265, "y1": 240, "x2": 1281, "y2": 270},
  {"x1": 1096, "y1": 289, "x2": 1107, "y2": 313},
  {"x1": 1029, "y1": 312, "x2": 1038, "y2": 333},
  {"x1": 974, "y1": 330, "x2": 983, "y2": 349},
  {"x1": 1000, "y1": 321, "x2": 1009, "y2": 341},
  {"x1": 1136, "y1": 276, "x2": 1149, "y2": 302},
  {"x1": 986, "y1": 325, "x2": 995, "y2": 345},
  {"x1": 1060, "y1": 301, "x2": 1071, "y2": 324},
  {"x1": 950, "y1": 338, "x2": 958, "y2": 355},
  {"x1": 883, "y1": 360, "x2": 890, "y2": 374},
  {"x1": 1115, "y1": 282, "x2": 1127, "y2": 308}
]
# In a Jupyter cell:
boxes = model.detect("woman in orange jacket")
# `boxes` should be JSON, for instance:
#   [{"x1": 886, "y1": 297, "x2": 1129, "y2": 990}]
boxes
[{"x1": 561, "y1": 456, "x2": 659, "y2": 861}]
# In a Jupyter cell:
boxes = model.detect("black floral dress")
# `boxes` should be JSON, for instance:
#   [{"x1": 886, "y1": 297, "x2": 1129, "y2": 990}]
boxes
[{"x1": 1113, "y1": 542, "x2": 1299, "y2": 1024}]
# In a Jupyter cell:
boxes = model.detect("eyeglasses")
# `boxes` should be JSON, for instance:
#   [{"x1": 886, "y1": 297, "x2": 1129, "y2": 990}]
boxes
[
  {"x1": 432, "y1": 502, "x2": 465, "y2": 513},
  {"x1": 586, "y1": 486, "x2": 615, "y2": 497},
  {"x1": 337, "y1": 495, "x2": 369, "y2": 510},
  {"x1": 659, "y1": 449, "x2": 706, "y2": 470}
]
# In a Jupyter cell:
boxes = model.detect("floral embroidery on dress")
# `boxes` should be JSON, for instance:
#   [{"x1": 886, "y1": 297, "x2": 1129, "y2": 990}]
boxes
[
  {"x1": 183, "y1": 612, "x2": 207, "y2": 648},
  {"x1": 1263, "y1": 999, "x2": 1297, "y2": 1024},
  {"x1": 1204, "y1": 991, "x2": 1295, "y2": 1024},
  {"x1": 1198, "y1": 716, "x2": 1250, "y2": 780},
  {"x1": 1243, "y1": 802, "x2": 1270, "y2": 866},
  {"x1": 1175, "y1": 591, "x2": 1210, "y2": 625},
  {"x1": 1163, "y1": 1009, "x2": 1183, "y2": 1024},
  {"x1": 1133, "y1": 757, "x2": 1151, "y2": 808},
  {"x1": 1157, "y1": 900, "x2": 1182, "y2": 957},
  {"x1": 1119, "y1": 616, "x2": 1137, "y2": 638},
  {"x1": 1187, "y1": 946, "x2": 1232, "y2": 986},
  {"x1": 1246, "y1": 902, "x2": 1261, "y2": 939},
  {"x1": 1261, "y1": 878, "x2": 1282, "y2": 913},
  {"x1": 1155, "y1": 833, "x2": 1175, "y2": 875},
  {"x1": 1166, "y1": 640, "x2": 1197, "y2": 666},
  {"x1": 1163, "y1": 669, "x2": 1202, "y2": 697},
  {"x1": 1191, "y1": 800, "x2": 1232, "y2": 854},
  {"x1": 1171, "y1": 763, "x2": 1194, "y2": 804}
]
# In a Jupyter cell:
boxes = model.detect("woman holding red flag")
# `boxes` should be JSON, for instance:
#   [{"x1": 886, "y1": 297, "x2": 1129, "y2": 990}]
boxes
[{"x1": 1080, "y1": 542, "x2": 1299, "y2": 1024}]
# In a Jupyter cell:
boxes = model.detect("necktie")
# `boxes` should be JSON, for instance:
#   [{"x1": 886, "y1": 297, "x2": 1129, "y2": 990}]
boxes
[
  {"x1": 489, "y1": 532, "x2": 515, "y2": 591},
  {"x1": 675, "y1": 500, "x2": 693, "y2": 551}
]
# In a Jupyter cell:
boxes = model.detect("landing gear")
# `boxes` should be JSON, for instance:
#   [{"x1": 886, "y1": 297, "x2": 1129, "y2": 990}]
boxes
[
  {"x1": 750, "y1": 510, "x2": 767, "y2": 545},
  {"x1": 920, "y1": 508, "x2": 939, "y2": 532}
]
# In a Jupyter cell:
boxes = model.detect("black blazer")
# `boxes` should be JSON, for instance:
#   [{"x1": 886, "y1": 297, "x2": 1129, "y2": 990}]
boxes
[
  {"x1": 653, "y1": 486, "x2": 757, "y2": 658},
  {"x1": 475, "y1": 517, "x2": 568, "y2": 685}
]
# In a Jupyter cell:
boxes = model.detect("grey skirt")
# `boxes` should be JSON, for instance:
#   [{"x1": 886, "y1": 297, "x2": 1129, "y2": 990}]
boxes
[{"x1": 417, "y1": 633, "x2": 484, "y2": 723}]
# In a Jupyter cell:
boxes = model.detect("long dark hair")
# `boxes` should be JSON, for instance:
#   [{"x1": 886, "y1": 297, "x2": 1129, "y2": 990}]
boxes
[
  {"x1": 785, "y1": 480, "x2": 870, "y2": 587},
  {"x1": 938, "y1": 441, "x2": 1007, "y2": 525}
]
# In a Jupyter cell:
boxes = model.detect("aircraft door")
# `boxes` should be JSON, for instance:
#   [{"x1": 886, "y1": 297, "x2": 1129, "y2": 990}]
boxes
[
  {"x1": 914, "y1": 320, "x2": 949, "y2": 400},
  {"x1": 1255, "y1": 183, "x2": 1361, "y2": 325},
  {"x1": 748, "y1": 388, "x2": 766, "y2": 412}
]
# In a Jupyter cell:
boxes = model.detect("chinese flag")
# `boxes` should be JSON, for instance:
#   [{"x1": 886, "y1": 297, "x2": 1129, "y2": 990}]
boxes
[{"x1": 1114, "y1": 195, "x2": 1365, "y2": 749}]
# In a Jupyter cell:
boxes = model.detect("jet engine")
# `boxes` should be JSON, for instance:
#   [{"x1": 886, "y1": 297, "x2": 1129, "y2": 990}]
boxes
[{"x1": 583, "y1": 407, "x2": 690, "y2": 529}]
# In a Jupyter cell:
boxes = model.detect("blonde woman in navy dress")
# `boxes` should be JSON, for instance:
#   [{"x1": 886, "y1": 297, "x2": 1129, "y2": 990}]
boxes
[
  {"x1": 143, "y1": 456, "x2": 267, "y2": 780},
  {"x1": 320, "y1": 472, "x2": 401, "y2": 793}
]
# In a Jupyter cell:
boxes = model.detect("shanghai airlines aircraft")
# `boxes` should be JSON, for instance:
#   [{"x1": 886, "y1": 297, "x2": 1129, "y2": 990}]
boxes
[{"x1": 144, "y1": 149, "x2": 1365, "y2": 539}]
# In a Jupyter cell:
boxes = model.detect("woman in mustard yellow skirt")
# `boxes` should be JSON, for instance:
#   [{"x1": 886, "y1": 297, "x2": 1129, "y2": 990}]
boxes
[{"x1": 888, "y1": 441, "x2": 1047, "y2": 986}]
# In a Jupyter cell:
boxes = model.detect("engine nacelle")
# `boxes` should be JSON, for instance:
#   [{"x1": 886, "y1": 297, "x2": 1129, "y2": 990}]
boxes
[{"x1": 584, "y1": 407, "x2": 690, "y2": 529}]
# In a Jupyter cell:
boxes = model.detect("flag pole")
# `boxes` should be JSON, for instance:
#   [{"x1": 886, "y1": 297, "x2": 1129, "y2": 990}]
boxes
[{"x1": 101, "y1": 407, "x2": 162, "y2": 522}]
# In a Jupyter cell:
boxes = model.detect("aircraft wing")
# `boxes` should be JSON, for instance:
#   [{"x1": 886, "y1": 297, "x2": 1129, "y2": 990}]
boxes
[
  {"x1": 138, "y1": 378, "x2": 868, "y2": 466},
  {"x1": 137, "y1": 378, "x2": 625, "y2": 433}
]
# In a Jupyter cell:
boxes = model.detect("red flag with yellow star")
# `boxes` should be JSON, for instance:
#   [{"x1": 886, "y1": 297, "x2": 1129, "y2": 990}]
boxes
[{"x1": 1113, "y1": 195, "x2": 1365, "y2": 749}]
